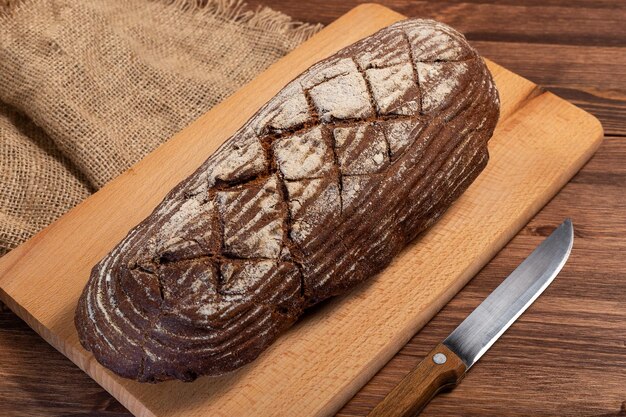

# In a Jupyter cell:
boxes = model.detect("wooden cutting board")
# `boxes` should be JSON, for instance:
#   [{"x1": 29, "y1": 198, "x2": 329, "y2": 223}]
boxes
[{"x1": 0, "y1": 4, "x2": 602, "y2": 417}]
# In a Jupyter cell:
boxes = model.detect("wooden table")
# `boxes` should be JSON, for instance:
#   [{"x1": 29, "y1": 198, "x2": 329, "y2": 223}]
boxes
[{"x1": 1, "y1": 1, "x2": 624, "y2": 416}]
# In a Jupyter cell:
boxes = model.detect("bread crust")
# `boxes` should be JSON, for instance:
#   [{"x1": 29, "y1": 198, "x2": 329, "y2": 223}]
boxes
[{"x1": 75, "y1": 18, "x2": 500, "y2": 382}]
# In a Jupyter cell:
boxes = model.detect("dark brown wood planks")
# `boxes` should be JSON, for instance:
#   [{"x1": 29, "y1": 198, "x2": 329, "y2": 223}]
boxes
[{"x1": 1, "y1": 1, "x2": 625, "y2": 416}]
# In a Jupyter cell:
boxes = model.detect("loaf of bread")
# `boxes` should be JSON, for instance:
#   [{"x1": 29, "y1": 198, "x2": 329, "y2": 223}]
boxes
[{"x1": 75, "y1": 18, "x2": 499, "y2": 382}]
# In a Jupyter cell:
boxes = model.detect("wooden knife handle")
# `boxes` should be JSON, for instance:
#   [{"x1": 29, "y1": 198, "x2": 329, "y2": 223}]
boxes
[{"x1": 367, "y1": 343, "x2": 467, "y2": 417}]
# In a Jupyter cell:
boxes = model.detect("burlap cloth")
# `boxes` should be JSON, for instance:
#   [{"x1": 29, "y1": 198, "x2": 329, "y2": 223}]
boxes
[{"x1": 0, "y1": 0, "x2": 322, "y2": 256}]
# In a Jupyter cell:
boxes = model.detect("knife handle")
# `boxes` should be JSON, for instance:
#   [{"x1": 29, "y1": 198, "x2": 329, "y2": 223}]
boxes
[{"x1": 367, "y1": 343, "x2": 467, "y2": 417}]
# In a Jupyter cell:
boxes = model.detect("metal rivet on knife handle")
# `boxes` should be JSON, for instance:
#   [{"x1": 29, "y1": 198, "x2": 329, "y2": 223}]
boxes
[{"x1": 432, "y1": 353, "x2": 447, "y2": 365}]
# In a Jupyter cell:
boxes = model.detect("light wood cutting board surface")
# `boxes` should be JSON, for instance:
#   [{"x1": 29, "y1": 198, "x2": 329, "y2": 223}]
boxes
[{"x1": 0, "y1": 4, "x2": 602, "y2": 417}]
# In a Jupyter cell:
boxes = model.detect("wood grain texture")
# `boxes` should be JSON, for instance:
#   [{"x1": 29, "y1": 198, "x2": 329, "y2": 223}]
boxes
[
  {"x1": 367, "y1": 344, "x2": 466, "y2": 417},
  {"x1": 247, "y1": 1, "x2": 626, "y2": 46},
  {"x1": 339, "y1": 176, "x2": 626, "y2": 416},
  {"x1": 0, "y1": 2, "x2": 622, "y2": 417}
]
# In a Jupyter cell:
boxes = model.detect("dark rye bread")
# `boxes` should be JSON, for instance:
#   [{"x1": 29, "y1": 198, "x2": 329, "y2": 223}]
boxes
[{"x1": 75, "y1": 18, "x2": 500, "y2": 383}]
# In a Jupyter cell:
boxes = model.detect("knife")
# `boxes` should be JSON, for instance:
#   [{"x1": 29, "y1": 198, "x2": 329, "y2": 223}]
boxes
[{"x1": 368, "y1": 219, "x2": 574, "y2": 417}]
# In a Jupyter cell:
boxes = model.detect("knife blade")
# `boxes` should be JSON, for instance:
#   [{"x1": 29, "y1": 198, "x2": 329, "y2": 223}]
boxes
[{"x1": 368, "y1": 219, "x2": 574, "y2": 417}]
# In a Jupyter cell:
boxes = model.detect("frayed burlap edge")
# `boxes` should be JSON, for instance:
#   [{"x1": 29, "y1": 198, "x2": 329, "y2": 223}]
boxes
[{"x1": 0, "y1": 0, "x2": 323, "y2": 47}]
